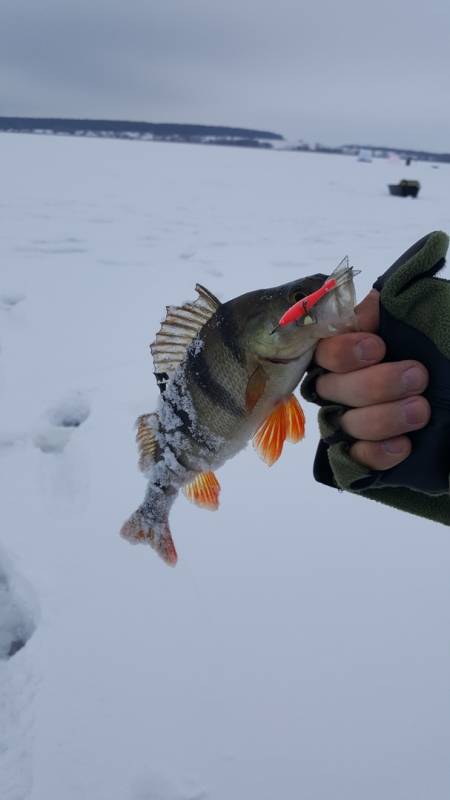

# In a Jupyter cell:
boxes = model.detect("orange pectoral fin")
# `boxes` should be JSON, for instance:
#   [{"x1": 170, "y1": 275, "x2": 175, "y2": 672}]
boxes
[
  {"x1": 253, "y1": 394, "x2": 305, "y2": 466},
  {"x1": 245, "y1": 365, "x2": 268, "y2": 412},
  {"x1": 183, "y1": 471, "x2": 221, "y2": 510},
  {"x1": 284, "y1": 394, "x2": 305, "y2": 443}
]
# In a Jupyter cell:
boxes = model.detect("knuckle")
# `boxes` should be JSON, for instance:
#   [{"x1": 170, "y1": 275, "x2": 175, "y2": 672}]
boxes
[
  {"x1": 341, "y1": 396, "x2": 431, "y2": 443},
  {"x1": 350, "y1": 438, "x2": 411, "y2": 470},
  {"x1": 315, "y1": 336, "x2": 350, "y2": 372},
  {"x1": 352, "y1": 368, "x2": 387, "y2": 405},
  {"x1": 342, "y1": 405, "x2": 398, "y2": 441},
  {"x1": 315, "y1": 371, "x2": 336, "y2": 400},
  {"x1": 349, "y1": 441, "x2": 379, "y2": 468},
  {"x1": 339, "y1": 408, "x2": 376, "y2": 439},
  {"x1": 365, "y1": 413, "x2": 393, "y2": 440},
  {"x1": 316, "y1": 358, "x2": 430, "y2": 408},
  {"x1": 357, "y1": 362, "x2": 420, "y2": 404}
]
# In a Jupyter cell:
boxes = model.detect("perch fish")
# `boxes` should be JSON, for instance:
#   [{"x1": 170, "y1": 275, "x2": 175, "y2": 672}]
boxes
[{"x1": 121, "y1": 258, "x2": 357, "y2": 565}]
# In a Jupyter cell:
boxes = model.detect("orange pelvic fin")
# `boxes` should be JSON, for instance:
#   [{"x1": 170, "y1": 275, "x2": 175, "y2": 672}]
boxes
[
  {"x1": 183, "y1": 471, "x2": 220, "y2": 510},
  {"x1": 120, "y1": 511, "x2": 177, "y2": 566},
  {"x1": 284, "y1": 393, "x2": 306, "y2": 443},
  {"x1": 253, "y1": 402, "x2": 287, "y2": 466},
  {"x1": 253, "y1": 394, "x2": 305, "y2": 466}
]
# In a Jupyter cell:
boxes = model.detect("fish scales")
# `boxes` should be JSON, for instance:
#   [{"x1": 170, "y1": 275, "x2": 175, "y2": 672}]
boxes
[{"x1": 186, "y1": 325, "x2": 249, "y2": 438}]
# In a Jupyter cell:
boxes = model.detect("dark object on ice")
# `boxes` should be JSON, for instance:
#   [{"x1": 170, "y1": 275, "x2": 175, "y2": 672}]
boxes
[
  {"x1": 388, "y1": 179, "x2": 420, "y2": 198},
  {"x1": 405, "y1": 157, "x2": 412, "y2": 166}
]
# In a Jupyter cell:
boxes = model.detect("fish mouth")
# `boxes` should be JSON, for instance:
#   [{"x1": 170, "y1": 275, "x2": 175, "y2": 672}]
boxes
[{"x1": 262, "y1": 351, "x2": 308, "y2": 365}]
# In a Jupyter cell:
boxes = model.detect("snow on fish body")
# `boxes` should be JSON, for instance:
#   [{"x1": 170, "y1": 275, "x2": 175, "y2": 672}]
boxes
[{"x1": 121, "y1": 259, "x2": 357, "y2": 566}]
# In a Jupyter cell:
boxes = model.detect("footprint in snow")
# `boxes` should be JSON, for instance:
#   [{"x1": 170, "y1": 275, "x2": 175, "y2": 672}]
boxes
[
  {"x1": 0, "y1": 545, "x2": 38, "y2": 800},
  {"x1": 33, "y1": 392, "x2": 90, "y2": 454},
  {"x1": 0, "y1": 292, "x2": 26, "y2": 310},
  {"x1": 0, "y1": 547, "x2": 38, "y2": 660}
]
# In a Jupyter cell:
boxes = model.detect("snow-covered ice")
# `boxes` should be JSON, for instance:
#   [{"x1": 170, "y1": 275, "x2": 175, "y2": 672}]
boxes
[{"x1": 1, "y1": 133, "x2": 450, "y2": 799}]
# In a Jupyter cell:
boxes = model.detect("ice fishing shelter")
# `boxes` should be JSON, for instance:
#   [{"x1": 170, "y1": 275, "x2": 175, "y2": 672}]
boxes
[{"x1": 388, "y1": 179, "x2": 420, "y2": 198}]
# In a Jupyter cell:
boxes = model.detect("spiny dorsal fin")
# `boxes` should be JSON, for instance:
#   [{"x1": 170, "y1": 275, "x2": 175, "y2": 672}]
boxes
[
  {"x1": 150, "y1": 284, "x2": 220, "y2": 387},
  {"x1": 136, "y1": 413, "x2": 159, "y2": 473},
  {"x1": 194, "y1": 283, "x2": 221, "y2": 311}
]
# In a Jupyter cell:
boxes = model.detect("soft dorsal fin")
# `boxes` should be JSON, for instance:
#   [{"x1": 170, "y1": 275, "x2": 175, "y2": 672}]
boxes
[
  {"x1": 150, "y1": 284, "x2": 220, "y2": 389},
  {"x1": 136, "y1": 413, "x2": 159, "y2": 473}
]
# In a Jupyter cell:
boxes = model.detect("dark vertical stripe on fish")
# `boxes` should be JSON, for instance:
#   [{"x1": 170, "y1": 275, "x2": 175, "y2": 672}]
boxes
[
  {"x1": 217, "y1": 305, "x2": 245, "y2": 364},
  {"x1": 154, "y1": 371, "x2": 169, "y2": 394},
  {"x1": 164, "y1": 398, "x2": 193, "y2": 436},
  {"x1": 164, "y1": 397, "x2": 217, "y2": 453},
  {"x1": 189, "y1": 351, "x2": 244, "y2": 418}
]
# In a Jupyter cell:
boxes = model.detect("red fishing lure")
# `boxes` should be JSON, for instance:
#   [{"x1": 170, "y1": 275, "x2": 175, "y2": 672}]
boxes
[{"x1": 278, "y1": 277, "x2": 337, "y2": 327}]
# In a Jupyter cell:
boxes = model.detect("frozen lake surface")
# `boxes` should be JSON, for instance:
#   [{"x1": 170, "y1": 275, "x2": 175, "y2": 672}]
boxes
[{"x1": 1, "y1": 133, "x2": 450, "y2": 799}]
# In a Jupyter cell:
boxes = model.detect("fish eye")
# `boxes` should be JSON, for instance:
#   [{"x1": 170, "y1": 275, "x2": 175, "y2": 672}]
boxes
[{"x1": 290, "y1": 290, "x2": 305, "y2": 303}]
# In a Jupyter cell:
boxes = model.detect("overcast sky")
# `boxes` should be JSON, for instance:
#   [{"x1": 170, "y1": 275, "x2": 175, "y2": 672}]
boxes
[{"x1": 1, "y1": 0, "x2": 449, "y2": 151}]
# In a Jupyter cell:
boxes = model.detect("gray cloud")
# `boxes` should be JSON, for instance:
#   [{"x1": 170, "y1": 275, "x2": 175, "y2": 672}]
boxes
[{"x1": 1, "y1": 0, "x2": 450, "y2": 149}]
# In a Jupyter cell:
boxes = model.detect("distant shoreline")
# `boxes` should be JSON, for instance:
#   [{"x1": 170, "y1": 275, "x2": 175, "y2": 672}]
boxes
[{"x1": 1, "y1": 116, "x2": 448, "y2": 163}]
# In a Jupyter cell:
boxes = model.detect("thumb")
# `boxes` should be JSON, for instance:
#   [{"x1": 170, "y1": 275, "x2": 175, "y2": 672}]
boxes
[{"x1": 355, "y1": 289, "x2": 379, "y2": 333}]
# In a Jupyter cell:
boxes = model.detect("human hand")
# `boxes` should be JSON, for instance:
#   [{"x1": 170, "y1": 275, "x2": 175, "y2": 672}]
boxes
[{"x1": 314, "y1": 289, "x2": 431, "y2": 470}]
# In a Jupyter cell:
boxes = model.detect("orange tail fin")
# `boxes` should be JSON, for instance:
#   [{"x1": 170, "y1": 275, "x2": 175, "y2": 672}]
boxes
[{"x1": 120, "y1": 510, "x2": 177, "y2": 567}]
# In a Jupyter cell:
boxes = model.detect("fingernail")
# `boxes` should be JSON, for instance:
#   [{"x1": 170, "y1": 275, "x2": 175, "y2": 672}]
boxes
[
  {"x1": 383, "y1": 439, "x2": 409, "y2": 455},
  {"x1": 355, "y1": 336, "x2": 381, "y2": 362},
  {"x1": 402, "y1": 397, "x2": 427, "y2": 426},
  {"x1": 402, "y1": 366, "x2": 425, "y2": 392}
]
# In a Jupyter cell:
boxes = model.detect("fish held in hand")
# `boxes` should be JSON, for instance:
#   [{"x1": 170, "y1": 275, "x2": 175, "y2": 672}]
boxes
[{"x1": 120, "y1": 259, "x2": 358, "y2": 566}]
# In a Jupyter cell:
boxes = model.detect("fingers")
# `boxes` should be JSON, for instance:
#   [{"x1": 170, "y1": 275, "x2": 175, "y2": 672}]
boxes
[
  {"x1": 340, "y1": 396, "x2": 431, "y2": 440},
  {"x1": 314, "y1": 287, "x2": 430, "y2": 473},
  {"x1": 315, "y1": 289, "x2": 381, "y2": 373},
  {"x1": 349, "y1": 437, "x2": 412, "y2": 471},
  {"x1": 316, "y1": 360, "x2": 429, "y2": 407},
  {"x1": 315, "y1": 331, "x2": 386, "y2": 373}
]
